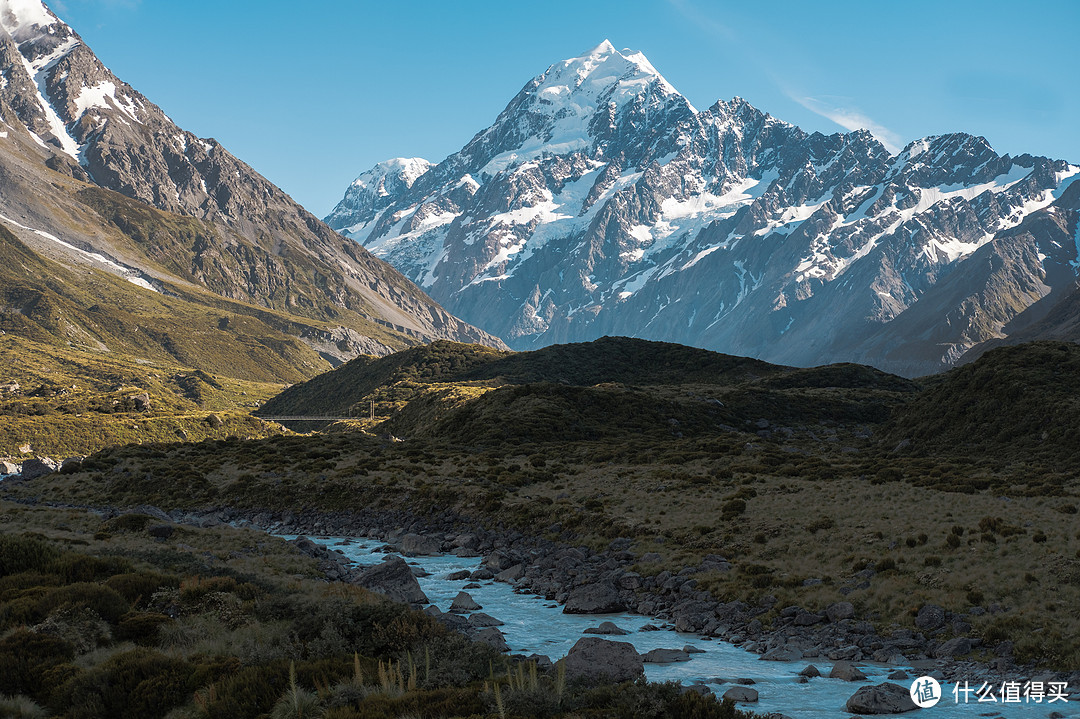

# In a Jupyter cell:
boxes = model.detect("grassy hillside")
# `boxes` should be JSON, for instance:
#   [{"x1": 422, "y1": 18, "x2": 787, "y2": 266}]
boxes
[
  {"x1": 0, "y1": 334, "x2": 288, "y2": 458},
  {"x1": 886, "y1": 341, "x2": 1080, "y2": 468}
]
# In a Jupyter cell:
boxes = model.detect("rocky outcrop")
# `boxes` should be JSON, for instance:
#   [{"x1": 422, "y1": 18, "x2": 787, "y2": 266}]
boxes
[
  {"x1": 352, "y1": 556, "x2": 428, "y2": 606},
  {"x1": 562, "y1": 638, "x2": 643, "y2": 683},
  {"x1": 563, "y1": 581, "x2": 626, "y2": 614},
  {"x1": 449, "y1": 591, "x2": 482, "y2": 612},
  {"x1": 845, "y1": 683, "x2": 918, "y2": 714},
  {"x1": 19, "y1": 457, "x2": 58, "y2": 479}
]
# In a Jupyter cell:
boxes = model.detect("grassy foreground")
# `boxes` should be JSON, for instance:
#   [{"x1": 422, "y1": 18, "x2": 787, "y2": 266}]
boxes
[{"x1": 0, "y1": 500, "x2": 748, "y2": 719}]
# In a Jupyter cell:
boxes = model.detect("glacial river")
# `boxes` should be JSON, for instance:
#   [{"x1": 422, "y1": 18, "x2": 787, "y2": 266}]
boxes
[{"x1": 293, "y1": 535, "x2": 1069, "y2": 718}]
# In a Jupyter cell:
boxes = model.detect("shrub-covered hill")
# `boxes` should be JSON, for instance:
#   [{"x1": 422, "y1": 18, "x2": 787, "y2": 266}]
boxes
[
  {"x1": 885, "y1": 341, "x2": 1080, "y2": 467},
  {"x1": 258, "y1": 336, "x2": 915, "y2": 419}
]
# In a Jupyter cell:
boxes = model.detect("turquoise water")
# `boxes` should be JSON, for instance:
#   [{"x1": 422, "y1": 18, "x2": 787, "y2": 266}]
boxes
[{"x1": 294, "y1": 535, "x2": 1071, "y2": 718}]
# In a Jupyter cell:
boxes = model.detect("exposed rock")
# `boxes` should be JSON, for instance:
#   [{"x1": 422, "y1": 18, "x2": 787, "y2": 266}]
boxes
[
  {"x1": 59, "y1": 456, "x2": 85, "y2": 474},
  {"x1": 19, "y1": 457, "x2": 58, "y2": 479},
  {"x1": 584, "y1": 621, "x2": 628, "y2": 635},
  {"x1": 829, "y1": 660, "x2": 868, "y2": 681},
  {"x1": 915, "y1": 603, "x2": 946, "y2": 631},
  {"x1": 761, "y1": 645, "x2": 803, "y2": 661},
  {"x1": 206, "y1": 414, "x2": 223, "y2": 429},
  {"x1": 562, "y1": 638, "x2": 644, "y2": 683},
  {"x1": 467, "y1": 612, "x2": 504, "y2": 628},
  {"x1": 495, "y1": 564, "x2": 525, "y2": 583},
  {"x1": 826, "y1": 601, "x2": 855, "y2": 622},
  {"x1": 449, "y1": 591, "x2": 482, "y2": 612},
  {"x1": 683, "y1": 644, "x2": 705, "y2": 654},
  {"x1": 129, "y1": 392, "x2": 151, "y2": 412},
  {"x1": 0, "y1": 461, "x2": 20, "y2": 474},
  {"x1": 352, "y1": 556, "x2": 429, "y2": 605},
  {"x1": 887, "y1": 670, "x2": 910, "y2": 680},
  {"x1": 470, "y1": 568, "x2": 495, "y2": 581},
  {"x1": 563, "y1": 582, "x2": 626, "y2": 614},
  {"x1": 845, "y1": 682, "x2": 918, "y2": 714},
  {"x1": 400, "y1": 533, "x2": 440, "y2": 556},
  {"x1": 641, "y1": 648, "x2": 691, "y2": 663},
  {"x1": 799, "y1": 664, "x2": 821, "y2": 678},
  {"x1": 474, "y1": 626, "x2": 509, "y2": 652},
  {"x1": 446, "y1": 570, "x2": 471, "y2": 581},
  {"x1": 935, "y1": 637, "x2": 973, "y2": 658},
  {"x1": 722, "y1": 686, "x2": 759, "y2": 703}
]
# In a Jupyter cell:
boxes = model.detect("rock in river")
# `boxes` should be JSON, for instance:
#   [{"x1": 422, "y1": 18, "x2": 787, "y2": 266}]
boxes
[
  {"x1": 563, "y1": 582, "x2": 626, "y2": 614},
  {"x1": 845, "y1": 682, "x2": 918, "y2": 714},
  {"x1": 562, "y1": 638, "x2": 643, "y2": 683},
  {"x1": 353, "y1": 556, "x2": 428, "y2": 606}
]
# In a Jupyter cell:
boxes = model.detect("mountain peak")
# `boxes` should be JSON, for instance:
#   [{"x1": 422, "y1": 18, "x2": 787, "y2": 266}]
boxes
[{"x1": 0, "y1": 0, "x2": 61, "y2": 41}]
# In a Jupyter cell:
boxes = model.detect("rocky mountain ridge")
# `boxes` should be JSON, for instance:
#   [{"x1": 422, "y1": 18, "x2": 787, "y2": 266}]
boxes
[
  {"x1": 0, "y1": 0, "x2": 502, "y2": 373},
  {"x1": 329, "y1": 40, "x2": 1079, "y2": 376}
]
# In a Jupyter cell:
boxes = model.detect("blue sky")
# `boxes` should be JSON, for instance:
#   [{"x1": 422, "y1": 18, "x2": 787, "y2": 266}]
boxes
[{"x1": 50, "y1": 0, "x2": 1079, "y2": 217}]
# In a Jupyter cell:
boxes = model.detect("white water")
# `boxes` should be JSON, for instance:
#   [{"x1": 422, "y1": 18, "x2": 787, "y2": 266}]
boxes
[{"x1": 297, "y1": 536, "x2": 1071, "y2": 718}]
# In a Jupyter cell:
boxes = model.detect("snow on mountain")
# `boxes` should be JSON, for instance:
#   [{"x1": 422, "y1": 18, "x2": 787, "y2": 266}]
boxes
[
  {"x1": 0, "y1": 0, "x2": 505, "y2": 358},
  {"x1": 328, "y1": 42, "x2": 1079, "y2": 375}
]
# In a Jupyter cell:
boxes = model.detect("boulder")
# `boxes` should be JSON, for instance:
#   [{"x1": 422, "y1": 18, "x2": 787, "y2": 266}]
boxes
[
  {"x1": 683, "y1": 645, "x2": 705, "y2": 654},
  {"x1": 449, "y1": 591, "x2": 482, "y2": 612},
  {"x1": 206, "y1": 413, "x2": 223, "y2": 428},
  {"x1": 642, "y1": 648, "x2": 691, "y2": 663},
  {"x1": 761, "y1": 645, "x2": 803, "y2": 661},
  {"x1": 562, "y1": 638, "x2": 643, "y2": 683},
  {"x1": 798, "y1": 664, "x2": 821, "y2": 678},
  {"x1": 470, "y1": 568, "x2": 495, "y2": 581},
  {"x1": 446, "y1": 570, "x2": 471, "y2": 581},
  {"x1": 915, "y1": 603, "x2": 946, "y2": 631},
  {"x1": 722, "y1": 686, "x2": 759, "y2": 702},
  {"x1": 583, "y1": 621, "x2": 628, "y2": 635},
  {"x1": 130, "y1": 392, "x2": 151, "y2": 412},
  {"x1": 826, "y1": 601, "x2": 855, "y2": 622},
  {"x1": 935, "y1": 637, "x2": 972, "y2": 658},
  {"x1": 563, "y1": 582, "x2": 626, "y2": 614},
  {"x1": 353, "y1": 556, "x2": 429, "y2": 605},
  {"x1": 829, "y1": 660, "x2": 867, "y2": 681},
  {"x1": 19, "y1": 457, "x2": 58, "y2": 479},
  {"x1": 845, "y1": 682, "x2": 918, "y2": 714},
  {"x1": 400, "y1": 533, "x2": 440, "y2": 556},
  {"x1": 495, "y1": 563, "x2": 525, "y2": 583},
  {"x1": 474, "y1": 626, "x2": 509, "y2": 652},
  {"x1": 0, "y1": 461, "x2": 20, "y2": 474},
  {"x1": 887, "y1": 670, "x2": 909, "y2": 680},
  {"x1": 467, "y1": 612, "x2": 504, "y2": 628},
  {"x1": 59, "y1": 456, "x2": 85, "y2": 474}
]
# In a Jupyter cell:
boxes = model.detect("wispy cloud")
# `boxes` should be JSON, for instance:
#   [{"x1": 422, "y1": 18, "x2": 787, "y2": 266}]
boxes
[
  {"x1": 789, "y1": 94, "x2": 902, "y2": 154},
  {"x1": 666, "y1": 0, "x2": 736, "y2": 42}
]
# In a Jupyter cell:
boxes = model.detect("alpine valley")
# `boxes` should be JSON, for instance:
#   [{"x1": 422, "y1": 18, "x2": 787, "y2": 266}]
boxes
[{"x1": 328, "y1": 41, "x2": 1080, "y2": 377}]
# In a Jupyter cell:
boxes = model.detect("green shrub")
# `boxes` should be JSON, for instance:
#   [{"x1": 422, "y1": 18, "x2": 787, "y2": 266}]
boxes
[
  {"x1": 51, "y1": 648, "x2": 194, "y2": 719},
  {"x1": 0, "y1": 536, "x2": 60, "y2": 576},
  {"x1": 0, "y1": 629, "x2": 75, "y2": 699},
  {"x1": 105, "y1": 571, "x2": 180, "y2": 605}
]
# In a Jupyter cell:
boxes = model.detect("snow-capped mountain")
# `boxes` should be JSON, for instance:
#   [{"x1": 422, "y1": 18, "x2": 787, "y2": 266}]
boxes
[
  {"x1": 0, "y1": 0, "x2": 502, "y2": 365},
  {"x1": 328, "y1": 40, "x2": 1079, "y2": 375}
]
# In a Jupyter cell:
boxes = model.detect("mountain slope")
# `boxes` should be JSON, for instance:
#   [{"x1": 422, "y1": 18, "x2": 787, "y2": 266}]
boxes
[
  {"x1": 328, "y1": 41, "x2": 1078, "y2": 376},
  {"x1": 0, "y1": 0, "x2": 502, "y2": 378}
]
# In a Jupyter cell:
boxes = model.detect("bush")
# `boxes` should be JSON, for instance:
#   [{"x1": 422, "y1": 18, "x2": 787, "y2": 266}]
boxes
[
  {"x1": 0, "y1": 629, "x2": 75, "y2": 699},
  {"x1": 106, "y1": 571, "x2": 180, "y2": 605},
  {"x1": 51, "y1": 648, "x2": 194, "y2": 719},
  {"x1": 0, "y1": 536, "x2": 59, "y2": 576}
]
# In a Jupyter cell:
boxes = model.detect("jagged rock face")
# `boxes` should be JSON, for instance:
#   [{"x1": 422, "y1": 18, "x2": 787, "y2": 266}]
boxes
[
  {"x1": 0, "y1": 0, "x2": 504, "y2": 358},
  {"x1": 329, "y1": 40, "x2": 1079, "y2": 375}
]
